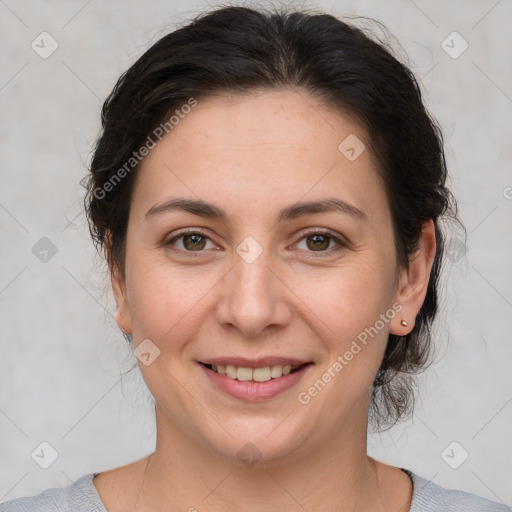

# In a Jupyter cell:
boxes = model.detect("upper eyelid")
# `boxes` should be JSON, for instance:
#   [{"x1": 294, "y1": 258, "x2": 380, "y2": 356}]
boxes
[
  {"x1": 166, "y1": 228, "x2": 214, "y2": 247},
  {"x1": 292, "y1": 229, "x2": 347, "y2": 252}
]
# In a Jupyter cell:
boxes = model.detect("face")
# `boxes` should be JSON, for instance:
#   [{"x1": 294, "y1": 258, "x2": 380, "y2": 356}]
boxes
[{"x1": 111, "y1": 89, "x2": 430, "y2": 464}]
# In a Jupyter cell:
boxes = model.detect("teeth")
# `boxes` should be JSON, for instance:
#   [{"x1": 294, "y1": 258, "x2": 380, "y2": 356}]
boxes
[
  {"x1": 237, "y1": 366, "x2": 253, "y2": 381},
  {"x1": 226, "y1": 364, "x2": 237, "y2": 379},
  {"x1": 253, "y1": 367, "x2": 271, "y2": 382},
  {"x1": 210, "y1": 364, "x2": 294, "y2": 381},
  {"x1": 270, "y1": 365, "x2": 284, "y2": 378}
]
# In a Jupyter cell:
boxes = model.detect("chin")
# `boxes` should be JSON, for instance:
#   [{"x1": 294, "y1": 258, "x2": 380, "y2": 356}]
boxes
[{"x1": 203, "y1": 418, "x2": 311, "y2": 467}]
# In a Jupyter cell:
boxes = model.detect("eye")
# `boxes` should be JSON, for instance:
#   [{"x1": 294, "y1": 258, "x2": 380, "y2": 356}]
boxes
[
  {"x1": 294, "y1": 229, "x2": 346, "y2": 255},
  {"x1": 165, "y1": 228, "x2": 347, "y2": 256},
  {"x1": 165, "y1": 228, "x2": 217, "y2": 253}
]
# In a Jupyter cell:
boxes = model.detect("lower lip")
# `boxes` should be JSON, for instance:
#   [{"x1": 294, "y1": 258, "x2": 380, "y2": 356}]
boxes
[{"x1": 199, "y1": 363, "x2": 313, "y2": 401}]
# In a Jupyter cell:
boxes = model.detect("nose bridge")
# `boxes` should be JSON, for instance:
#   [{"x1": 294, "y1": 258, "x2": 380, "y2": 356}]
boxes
[{"x1": 216, "y1": 238, "x2": 288, "y2": 336}]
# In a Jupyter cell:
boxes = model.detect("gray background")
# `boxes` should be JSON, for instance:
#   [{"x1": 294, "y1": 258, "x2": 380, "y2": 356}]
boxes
[{"x1": 1, "y1": 0, "x2": 511, "y2": 506}]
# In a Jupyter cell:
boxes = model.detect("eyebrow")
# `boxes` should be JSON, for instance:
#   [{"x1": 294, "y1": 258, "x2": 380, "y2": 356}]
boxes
[{"x1": 144, "y1": 197, "x2": 367, "y2": 222}]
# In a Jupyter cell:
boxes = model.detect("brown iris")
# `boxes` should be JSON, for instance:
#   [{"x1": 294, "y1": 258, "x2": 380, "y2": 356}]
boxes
[
  {"x1": 306, "y1": 234, "x2": 330, "y2": 251},
  {"x1": 183, "y1": 233, "x2": 207, "y2": 251}
]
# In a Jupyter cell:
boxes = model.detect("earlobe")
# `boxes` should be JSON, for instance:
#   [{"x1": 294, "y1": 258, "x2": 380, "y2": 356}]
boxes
[
  {"x1": 390, "y1": 220, "x2": 437, "y2": 335},
  {"x1": 111, "y1": 265, "x2": 132, "y2": 335},
  {"x1": 104, "y1": 231, "x2": 132, "y2": 335}
]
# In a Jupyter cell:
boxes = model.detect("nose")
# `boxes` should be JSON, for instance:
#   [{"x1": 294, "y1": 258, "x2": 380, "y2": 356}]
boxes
[{"x1": 215, "y1": 246, "x2": 291, "y2": 338}]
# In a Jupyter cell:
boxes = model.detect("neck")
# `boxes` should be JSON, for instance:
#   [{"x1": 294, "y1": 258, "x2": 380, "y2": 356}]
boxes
[{"x1": 134, "y1": 401, "x2": 383, "y2": 512}]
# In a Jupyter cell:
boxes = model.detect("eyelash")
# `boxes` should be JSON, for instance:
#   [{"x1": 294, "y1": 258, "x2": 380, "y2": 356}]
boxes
[
  {"x1": 295, "y1": 229, "x2": 347, "y2": 256},
  {"x1": 165, "y1": 228, "x2": 347, "y2": 257}
]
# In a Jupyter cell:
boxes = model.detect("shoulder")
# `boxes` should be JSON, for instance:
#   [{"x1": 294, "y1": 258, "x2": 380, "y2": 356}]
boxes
[
  {"x1": 405, "y1": 469, "x2": 511, "y2": 512},
  {"x1": 0, "y1": 474, "x2": 105, "y2": 512}
]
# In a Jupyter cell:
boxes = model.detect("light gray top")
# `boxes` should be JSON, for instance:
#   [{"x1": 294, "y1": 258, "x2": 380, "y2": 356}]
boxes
[{"x1": 0, "y1": 469, "x2": 510, "y2": 511}]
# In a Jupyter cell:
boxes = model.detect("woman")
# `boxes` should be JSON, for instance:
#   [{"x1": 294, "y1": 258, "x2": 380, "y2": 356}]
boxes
[{"x1": 1, "y1": 5, "x2": 508, "y2": 512}]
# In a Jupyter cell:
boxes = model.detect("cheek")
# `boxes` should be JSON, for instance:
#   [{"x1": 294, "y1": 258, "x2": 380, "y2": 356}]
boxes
[
  {"x1": 290, "y1": 258, "x2": 395, "y2": 336},
  {"x1": 293, "y1": 263, "x2": 395, "y2": 415},
  {"x1": 125, "y1": 255, "x2": 218, "y2": 345}
]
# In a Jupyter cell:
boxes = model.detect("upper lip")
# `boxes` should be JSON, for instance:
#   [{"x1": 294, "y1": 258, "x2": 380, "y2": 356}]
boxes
[{"x1": 199, "y1": 357, "x2": 311, "y2": 369}]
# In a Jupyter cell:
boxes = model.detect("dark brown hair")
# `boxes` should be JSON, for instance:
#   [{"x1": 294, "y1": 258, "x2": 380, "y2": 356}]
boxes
[{"x1": 83, "y1": 5, "x2": 460, "y2": 431}]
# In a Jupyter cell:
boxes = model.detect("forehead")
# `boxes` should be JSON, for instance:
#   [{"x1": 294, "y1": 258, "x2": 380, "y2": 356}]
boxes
[{"x1": 131, "y1": 89, "x2": 388, "y2": 225}]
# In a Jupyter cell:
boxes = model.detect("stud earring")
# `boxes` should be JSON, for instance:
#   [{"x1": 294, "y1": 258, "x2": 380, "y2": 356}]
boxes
[{"x1": 400, "y1": 319, "x2": 408, "y2": 327}]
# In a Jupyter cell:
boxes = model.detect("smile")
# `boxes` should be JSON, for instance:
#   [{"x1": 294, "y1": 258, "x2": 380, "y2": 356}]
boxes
[
  {"x1": 204, "y1": 363, "x2": 306, "y2": 381},
  {"x1": 199, "y1": 362, "x2": 314, "y2": 401}
]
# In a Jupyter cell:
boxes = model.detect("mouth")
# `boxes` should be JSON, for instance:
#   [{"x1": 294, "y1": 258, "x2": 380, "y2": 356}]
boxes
[
  {"x1": 198, "y1": 360, "x2": 314, "y2": 401},
  {"x1": 200, "y1": 362, "x2": 310, "y2": 382}
]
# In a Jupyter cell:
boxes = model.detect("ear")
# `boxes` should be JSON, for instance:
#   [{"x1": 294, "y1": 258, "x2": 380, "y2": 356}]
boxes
[
  {"x1": 390, "y1": 219, "x2": 437, "y2": 336},
  {"x1": 104, "y1": 230, "x2": 132, "y2": 335}
]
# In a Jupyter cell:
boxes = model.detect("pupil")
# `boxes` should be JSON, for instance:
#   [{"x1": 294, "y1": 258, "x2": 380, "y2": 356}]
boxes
[
  {"x1": 309, "y1": 234, "x2": 328, "y2": 251},
  {"x1": 185, "y1": 234, "x2": 205, "y2": 250}
]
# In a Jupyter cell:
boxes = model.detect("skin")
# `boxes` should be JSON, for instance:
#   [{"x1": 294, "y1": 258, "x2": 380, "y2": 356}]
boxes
[{"x1": 94, "y1": 89, "x2": 436, "y2": 511}]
